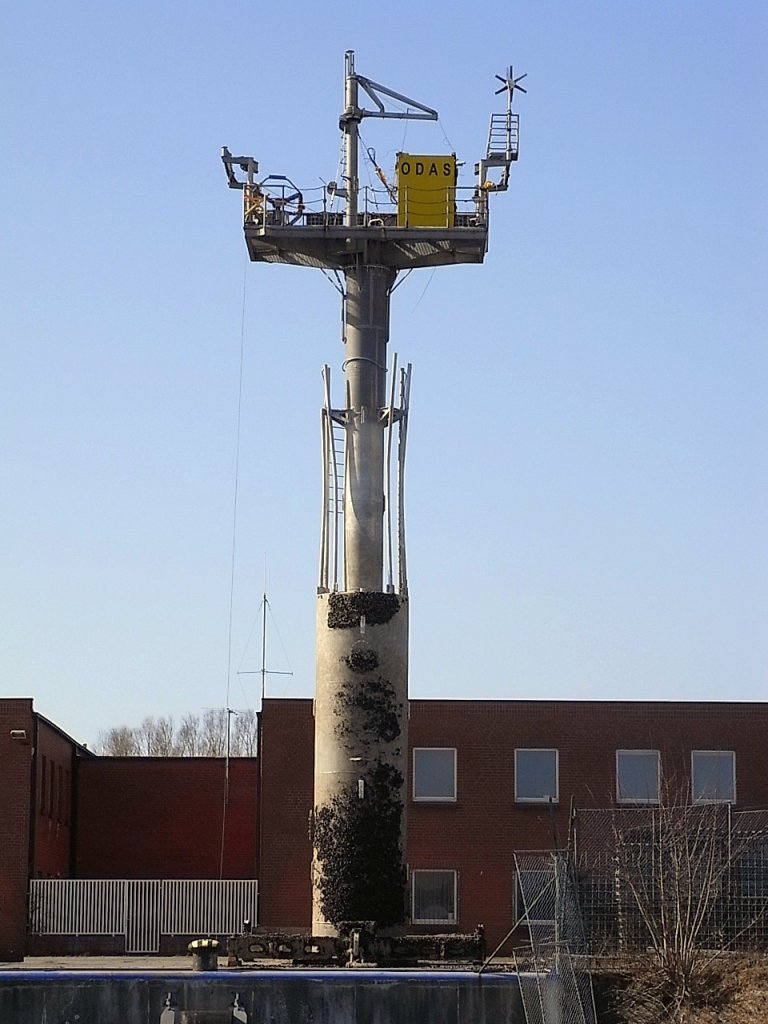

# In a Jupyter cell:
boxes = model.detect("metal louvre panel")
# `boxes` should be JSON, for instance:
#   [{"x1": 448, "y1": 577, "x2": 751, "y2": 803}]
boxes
[
  {"x1": 161, "y1": 879, "x2": 258, "y2": 935},
  {"x1": 29, "y1": 879, "x2": 125, "y2": 935},
  {"x1": 125, "y1": 879, "x2": 161, "y2": 953},
  {"x1": 29, "y1": 879, "x2": 258, "y2": 944}
]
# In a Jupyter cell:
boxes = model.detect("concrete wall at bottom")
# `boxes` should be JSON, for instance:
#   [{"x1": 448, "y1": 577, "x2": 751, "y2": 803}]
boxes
[{"x1": 0, "y1": 970, "x2": 524, "y2": 1024}]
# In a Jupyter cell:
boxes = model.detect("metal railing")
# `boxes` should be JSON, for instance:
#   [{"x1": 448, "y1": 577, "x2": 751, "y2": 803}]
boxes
[
  {"x1": 29, "y1": 878, "x2": 258, "y2": 954},
  {"x1": 243, "y1": 183, "x2": 488, "y2": 231},
  {"x1": 487, "y1": 111, "x2": 520, "y2": 160}
]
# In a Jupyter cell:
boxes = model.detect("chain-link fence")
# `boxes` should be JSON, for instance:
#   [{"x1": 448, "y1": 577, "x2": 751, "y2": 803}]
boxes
[
  {"x1": 513, "y1": 852, "x2": 597, "y2": 1024},
  {"x1": 574, "y1": 806, "x2": 768, "y2": 953}
]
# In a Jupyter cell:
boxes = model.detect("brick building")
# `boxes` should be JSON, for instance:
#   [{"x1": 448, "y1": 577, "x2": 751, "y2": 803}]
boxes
[
  {"x1": 258, "y1": 698, "x2": 768, "y2": 950},
  {"x1": 3, "y1": 695, "x2": 768, "y2": 959},
  {"x1": 0, "y1": 698, "x2": 257, "y2": 960},
  {"x1": 0, "y1": 699, "x2": 90, "y2": 960}
]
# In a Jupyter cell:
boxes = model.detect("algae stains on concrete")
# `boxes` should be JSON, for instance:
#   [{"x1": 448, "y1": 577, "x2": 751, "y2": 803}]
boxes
[
  {"x1": 335, "y1": 674, "x2": 402, "y2": 745},
  {"x1": 343, "y1": 642, "x2": 380, "y2": 674},
  {"x1": 313, "y1": 762, "x2": 406, "y2": 927},
  {"x1": 327, "y1": 591, "x2": 400, "y2": 629},
  {"x1": 314, "y1": 590, "x2": 407, "y2": 930}
]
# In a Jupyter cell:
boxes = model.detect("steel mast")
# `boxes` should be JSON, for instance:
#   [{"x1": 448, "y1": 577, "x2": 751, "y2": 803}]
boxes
[{"x1": 223, "y1": 51, "x2": 521, "y2": 939}]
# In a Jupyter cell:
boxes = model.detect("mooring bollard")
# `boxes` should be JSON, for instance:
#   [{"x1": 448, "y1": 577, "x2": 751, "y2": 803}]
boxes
[{"x1": 188, "y1": 937, "x2": 220, "y2": 971}]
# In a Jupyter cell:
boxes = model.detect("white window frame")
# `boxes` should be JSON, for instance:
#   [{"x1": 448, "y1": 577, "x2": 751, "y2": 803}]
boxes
[
  {"x1": 616, "y1": 749, "x2": 661, "y2": 805},
  {"x1": 412, "y1": 747, "x2": 457, "y2": 802},
  {"x1": 514, "y1": 748, "x2": 559, "y2": 804},
  {"x1": 411, "y1": 869, "x2": 457, "y2": 926},
  {"x1": 691, "y1": 750, "x2": 736, "y2": 804}
]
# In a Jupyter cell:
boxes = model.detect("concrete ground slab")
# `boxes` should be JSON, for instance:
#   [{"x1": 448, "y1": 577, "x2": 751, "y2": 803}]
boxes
[{"x1": 0, "y1": 955, "x2": 196, "y2": 972}]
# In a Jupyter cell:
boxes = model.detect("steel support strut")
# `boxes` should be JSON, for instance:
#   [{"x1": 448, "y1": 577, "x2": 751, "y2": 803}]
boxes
[{"x1": 342, "y1": 265, "x2": 395, "y2": 592}]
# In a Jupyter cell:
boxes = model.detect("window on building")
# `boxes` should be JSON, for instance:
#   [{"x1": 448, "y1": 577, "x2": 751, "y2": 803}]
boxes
[
  {"x1": 63, "y1": 768, "x2": 71, "y2": 825},
  {"x1": 413, "y1": 748, "x2": 457, "y2": 801},
  {"x1": 515, "y1": 749, "x2": 558, "y2": 803},
  {"x1": 48, "y1": 759, "x2": 55, "y2": 818},
  {"x1": 692, "y1": 750, "x2": 735, "y2": 804},
  {"x1": 411, "y1": 870, "x2": 457, "y2": 925},
  {"x1": 616, "y1": 750, "x2": 660, "y2": 804},
  {"x1": 516, "y1": 867, "x2": 556, "y2": 927},
  {"x1": 40, "y1": 756, "x2": 47, "y2": 814}
]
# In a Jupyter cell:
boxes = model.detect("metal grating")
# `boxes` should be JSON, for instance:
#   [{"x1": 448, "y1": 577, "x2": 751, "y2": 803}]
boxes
[
  {"x1": 29, "y1": 878, "x2": 258, "y2": 954},
  {"x1": 575, "y1": 807, "x2": 768, "y2": 953},
  {"x1": 514, "y1": 853, "x2": 597, "y2": 1024},
  {"x1": 161, "y1": 879, "x2": 259, "y2": 936},
  {"x1": 29, "y1": 879, "x2": 126, "y2": 935}
]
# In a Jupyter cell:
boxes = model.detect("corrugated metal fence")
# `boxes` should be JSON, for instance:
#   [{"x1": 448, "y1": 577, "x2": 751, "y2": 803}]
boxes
[{"x1": 29, "y1": 879, "x2": 258, "y2": 953}]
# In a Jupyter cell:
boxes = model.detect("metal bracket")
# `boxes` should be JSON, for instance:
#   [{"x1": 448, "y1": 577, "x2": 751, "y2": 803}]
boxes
[
  {"x1": 158, "y1": 990, "x2": 248, "y2": 1022},
  {"x1": 221, "y1": 147, "x2": 259, "y2": 190},
  {"x1": 351, "y1": 74, "x2": 438, "y2": 123}
]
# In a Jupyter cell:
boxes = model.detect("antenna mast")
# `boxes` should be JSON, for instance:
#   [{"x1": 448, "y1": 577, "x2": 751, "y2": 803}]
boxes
[{"x1": 236, "y1": 590, "x2": 293, "y2": 704}]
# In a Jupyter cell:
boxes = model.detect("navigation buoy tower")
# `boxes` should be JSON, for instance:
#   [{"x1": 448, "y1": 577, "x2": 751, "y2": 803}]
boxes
[{"x1": 223, "y1": 52, "x2": 523, "y2": 939}]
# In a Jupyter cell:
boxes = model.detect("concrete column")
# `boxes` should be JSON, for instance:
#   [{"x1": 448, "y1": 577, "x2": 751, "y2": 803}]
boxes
[
  {"x1": 312, "y1": 261, "x2": 408, "y2": 937},
  {"x1": 312, "y1": 591, "x2": 409, "y2": 936}
]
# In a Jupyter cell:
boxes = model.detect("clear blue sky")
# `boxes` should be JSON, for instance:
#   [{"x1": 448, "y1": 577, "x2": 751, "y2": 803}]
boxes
[{"x1": 3, "y1": 1, "x2": 766, "y2": 746}]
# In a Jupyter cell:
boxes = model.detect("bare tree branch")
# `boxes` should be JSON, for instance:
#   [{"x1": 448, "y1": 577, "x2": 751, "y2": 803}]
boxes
[
  {"x1": 608, "y1": 781, "x2": 757, "y2": 1021},
  {"x1": 94, "y1": 710, "x2": 259, "y2": 757}
]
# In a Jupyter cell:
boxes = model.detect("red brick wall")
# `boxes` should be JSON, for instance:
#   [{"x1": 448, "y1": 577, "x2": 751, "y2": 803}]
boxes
[
  {"x1": 8, "y1": 697, "x2": 768, "y2": 959},
  {"x1": 75, "y1": 757, "x2": 258, "y2": 879},
  {"x1": 409, "y1": 700, "x2": 768, "y2": 948},
  {"x1": 257, "y1": 698, "x2": 768, "y2": 950},
  {"x1": 34, "y1": 718, "x2": 77, "y2": 880},
  {"x1": 257, "y1": 700, "x2": 314, "y2": 929},
  {"x1": 0, "y1": 699, "x2": 34, "y2": 960}
]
